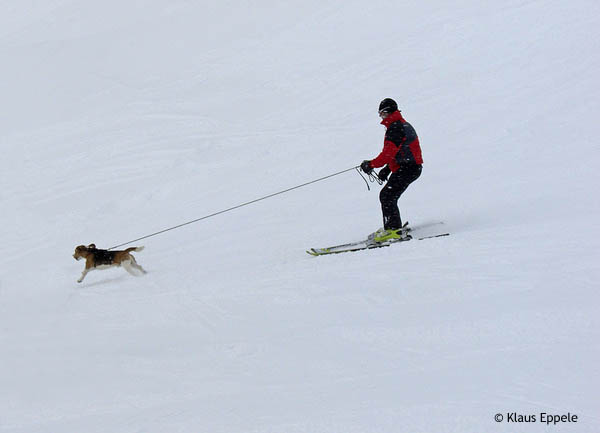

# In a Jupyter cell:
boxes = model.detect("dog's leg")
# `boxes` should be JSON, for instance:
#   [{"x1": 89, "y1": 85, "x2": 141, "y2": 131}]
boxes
[
  {"x1": 123, "y1": 261, "x2": 138, "y2": 276},
  {"x1": 78, "y1": 268, "x2": 90, "y2": 283},
  {"x1": 130, "y1": 257, "x2": 147, "y2": 274}
]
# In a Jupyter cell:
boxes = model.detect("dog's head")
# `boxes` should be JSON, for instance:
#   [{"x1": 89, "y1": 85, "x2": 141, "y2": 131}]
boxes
[{"x1": 73, "y1": 244, "x2": 96, "y2": 260}]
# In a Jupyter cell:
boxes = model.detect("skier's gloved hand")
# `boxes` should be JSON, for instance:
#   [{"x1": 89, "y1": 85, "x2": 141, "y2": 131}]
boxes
[
  {"x1": 360, "y1": 160, "x2": 373, "y2": 174},
  {"x1": 378, "y1": 165, "x2": 391, "y2": 182}
]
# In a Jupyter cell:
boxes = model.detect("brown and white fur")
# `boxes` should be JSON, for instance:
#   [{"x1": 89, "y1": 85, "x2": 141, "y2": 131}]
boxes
[{"x1": 73, "y1": 243, "x2": 147, "y2": 283}]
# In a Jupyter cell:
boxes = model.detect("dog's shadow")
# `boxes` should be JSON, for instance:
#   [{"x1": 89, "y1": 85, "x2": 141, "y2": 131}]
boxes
[{"x1": 78, "y1": 274, "x2": 130, "y2": 289}]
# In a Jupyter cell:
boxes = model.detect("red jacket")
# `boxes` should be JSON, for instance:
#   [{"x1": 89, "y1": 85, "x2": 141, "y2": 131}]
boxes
[{"x1": 370, "y1": 110, "x2": 423, "y2": 172}]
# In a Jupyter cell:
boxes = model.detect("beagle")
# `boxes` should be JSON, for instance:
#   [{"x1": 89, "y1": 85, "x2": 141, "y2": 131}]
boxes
[{"x1": 73, "y1": 243, "x2": 147, "y2": 283}]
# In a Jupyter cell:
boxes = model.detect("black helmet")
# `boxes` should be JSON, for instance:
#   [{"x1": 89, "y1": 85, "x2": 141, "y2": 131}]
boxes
[{"x1": 378, "y1": 98, "x2": 398, "y2": 114}]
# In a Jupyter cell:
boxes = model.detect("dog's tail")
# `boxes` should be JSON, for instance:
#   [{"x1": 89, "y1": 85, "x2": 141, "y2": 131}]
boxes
[{"x1": 124, "y1": 246, "x2": 145, "y2": 253}]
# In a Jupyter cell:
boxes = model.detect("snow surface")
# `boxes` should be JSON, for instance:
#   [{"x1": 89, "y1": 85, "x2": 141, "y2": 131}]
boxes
[{"x1": 1, "y1": 1, "x2": 599, "y2": 432}]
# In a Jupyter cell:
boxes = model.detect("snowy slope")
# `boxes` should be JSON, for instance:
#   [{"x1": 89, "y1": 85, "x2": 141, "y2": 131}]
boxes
[{"x1": 1, "y1": 1, "x2": 599, "y2": 432}]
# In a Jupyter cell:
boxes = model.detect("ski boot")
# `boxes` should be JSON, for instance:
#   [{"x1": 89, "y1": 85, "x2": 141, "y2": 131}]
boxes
[{"x1": 367, "y1": 223, "x2": 411, "y2": 243}]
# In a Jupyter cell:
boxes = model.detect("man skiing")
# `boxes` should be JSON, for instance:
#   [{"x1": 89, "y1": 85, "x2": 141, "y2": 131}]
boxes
[{"x1": 360, "y1": 98, "x2": 423, "y2": 243}]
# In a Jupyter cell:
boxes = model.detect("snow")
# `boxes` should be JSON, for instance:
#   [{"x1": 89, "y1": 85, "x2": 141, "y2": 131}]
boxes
[{"x1": 1, "y1": 1, "x2": 599, "y2": 432}]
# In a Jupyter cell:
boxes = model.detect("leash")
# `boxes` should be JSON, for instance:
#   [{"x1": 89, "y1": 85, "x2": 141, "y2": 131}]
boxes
[
  {"x1": 108, "y1": 166, "x2": 378, "y2": 250},
  {"x1": 355, "y1": 167, "x2": 384, "y2": 191}
]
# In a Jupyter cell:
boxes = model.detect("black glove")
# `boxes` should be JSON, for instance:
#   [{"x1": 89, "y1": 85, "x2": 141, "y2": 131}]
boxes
[
  {"x1": 360, "y1": 160, "x2": 373, "y2": 174},
  {"x1": 378, "y1": 165, "x2": 391, "y2": 182}
]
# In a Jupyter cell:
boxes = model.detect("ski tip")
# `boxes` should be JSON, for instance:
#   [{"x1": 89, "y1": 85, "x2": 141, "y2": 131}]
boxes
[{"x1": 417, "y1": 233, "x2": 450, "y2": 240}]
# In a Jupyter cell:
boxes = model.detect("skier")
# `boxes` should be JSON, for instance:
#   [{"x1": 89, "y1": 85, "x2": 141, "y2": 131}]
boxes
[{"x1": 360, "y1": 98, "x2": 423, "y2": 242}]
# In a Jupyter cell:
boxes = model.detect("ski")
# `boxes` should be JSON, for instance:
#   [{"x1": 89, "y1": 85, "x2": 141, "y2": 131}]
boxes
[
  {"x1": 308, "y1": 221, "x2": 412, "y2": 254},
  {"x1": 306, "y1": 233, "x2": 449, "y2": 256},
  {"x1": 307, "y1": 236, "x2": 409, "y2": 256},
  {"x1": 307, "y1": 222, "x2": 449, "y2": 256}
]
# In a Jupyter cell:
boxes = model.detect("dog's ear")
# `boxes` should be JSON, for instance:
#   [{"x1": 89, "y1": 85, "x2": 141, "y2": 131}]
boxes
[{"x1": 88, "y1": 243, "x2": 96, "y2": 249}]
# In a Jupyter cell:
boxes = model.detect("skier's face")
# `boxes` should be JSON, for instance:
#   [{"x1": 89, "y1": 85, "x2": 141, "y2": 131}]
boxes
[{"x1": 379, "y1": 110, "x2": 390, "y2": 120}]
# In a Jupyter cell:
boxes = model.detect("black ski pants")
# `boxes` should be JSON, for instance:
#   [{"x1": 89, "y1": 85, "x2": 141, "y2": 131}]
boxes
[{"x1": 379, "y1": 164, "x2": 422, "y2": 230}]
